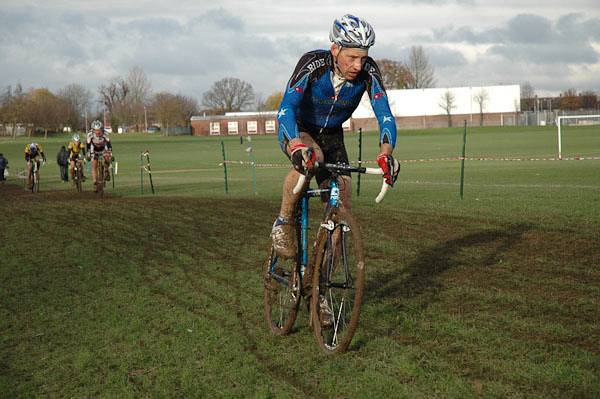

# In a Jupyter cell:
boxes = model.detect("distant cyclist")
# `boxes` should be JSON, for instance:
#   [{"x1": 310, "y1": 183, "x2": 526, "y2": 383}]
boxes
[
  {"x1": 86, "y1": 120, "x2": 112, "y2": 192},
  {"x1": 271, "y1": 14, "x2": 400, "y2": 259},
  {"x1": 67, "y1": 133, "x2": 87, "y2": 184},
  {"x1": 24, "y1": 142, "x2": 46, "y2": 190}
]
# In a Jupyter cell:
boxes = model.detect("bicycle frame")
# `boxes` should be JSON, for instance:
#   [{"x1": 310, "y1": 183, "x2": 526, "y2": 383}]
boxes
[{"x1": 298, "y1": 179, "x2": 339, "y2": 283}]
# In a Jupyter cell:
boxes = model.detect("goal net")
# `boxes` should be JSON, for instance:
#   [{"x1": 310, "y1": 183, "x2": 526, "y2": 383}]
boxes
[{"x1": 556, "y1": 114, "x2": 600, "y2": 159}]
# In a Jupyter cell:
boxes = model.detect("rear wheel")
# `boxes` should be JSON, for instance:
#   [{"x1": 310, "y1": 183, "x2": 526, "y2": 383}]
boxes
[
  {"x1": 311, "y1": 207, "x2": 365, "y2": 354},
  {"x1": 263, "y1": 244, "x2": 301, "y2": 335},
  {"x1": 31, "y1": 164, "x2": 39, "y2": 193},
  {"x1": 75, "y1": 162, "x2": 82, "y2": 192}
]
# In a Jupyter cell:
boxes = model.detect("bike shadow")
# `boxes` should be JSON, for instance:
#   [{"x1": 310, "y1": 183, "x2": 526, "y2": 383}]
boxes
[
  {"x1": 352, "y1": 223, "x2": 532, "y2": 350},
  {"x1": 367, "y1": 222, "x2": 531, "y2": 307}
]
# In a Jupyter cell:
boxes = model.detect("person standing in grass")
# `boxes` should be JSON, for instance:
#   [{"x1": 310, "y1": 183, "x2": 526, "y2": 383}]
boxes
[
  {"x1": 57, "y1": 145, "x2": 69, "y2": 182},
  {"x1": 0, "y1": 153, "x2": 8, "y2": 182}
]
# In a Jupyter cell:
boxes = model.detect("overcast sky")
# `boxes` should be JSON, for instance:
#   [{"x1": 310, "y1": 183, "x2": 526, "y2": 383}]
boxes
[{"x1": 1, "y1": 0, "x2": 599, "y2": 106}]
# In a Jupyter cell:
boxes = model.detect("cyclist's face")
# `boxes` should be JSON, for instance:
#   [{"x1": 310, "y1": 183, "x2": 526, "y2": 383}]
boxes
[
  {"x1": 331, "y1": 45, "x2": 368, "y2": 81},
  {"x1": 94, "y1": 129, "x2": 102, "y2": 137}
]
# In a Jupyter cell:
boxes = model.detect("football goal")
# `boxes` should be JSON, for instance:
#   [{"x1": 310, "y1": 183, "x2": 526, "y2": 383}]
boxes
[{"x1": 556, "y1": 114, "x2": 600, "y2": 159}]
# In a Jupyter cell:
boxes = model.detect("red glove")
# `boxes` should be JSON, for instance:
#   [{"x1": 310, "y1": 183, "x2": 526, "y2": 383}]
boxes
[
  {"x1": 377, "y1": 153, "x2": 400, "y2": 186},
  {"x1": 290, "y1": 142, "x2": 316, "y2": 173}
]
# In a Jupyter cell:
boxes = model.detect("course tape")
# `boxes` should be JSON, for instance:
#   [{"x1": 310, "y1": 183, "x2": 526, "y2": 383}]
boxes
[{"x1": 221, "y1": 156, "x2": 600, "y2": 168}]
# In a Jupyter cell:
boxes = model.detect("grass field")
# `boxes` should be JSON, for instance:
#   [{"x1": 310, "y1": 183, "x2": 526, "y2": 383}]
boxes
[{"x1": 1, "y1": 125, "x2": 599, "y2": 397}]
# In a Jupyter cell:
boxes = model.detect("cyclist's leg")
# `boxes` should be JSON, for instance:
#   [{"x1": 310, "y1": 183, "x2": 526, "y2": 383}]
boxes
[
  {"x1": 103, "y1": 153, "x2": 111, "y2": 181},
  {"x1": 69, "y1": 159, "x2": 75, "y2": 182},
  {"x1": 272, "y1": 132, "x2": 324, "y2": 258},
  {"x1": 26, "y1": 160, "x2": 33, "y2": 189},
  {"x1": 91, "y1": 158, "x2": 98, "y2": 189}
]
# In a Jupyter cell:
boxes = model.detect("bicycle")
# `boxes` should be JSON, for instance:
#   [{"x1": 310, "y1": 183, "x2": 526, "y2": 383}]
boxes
[
  {"x1": 263, "y1": 163, "x2": 390, "y2": 354},
  {"x1": 92, "y1": 151, "x2": 112, "y2": 197},
  {"x1": 27, "y1": 158, "x2": 42, "y2": 193},
  {"x1": 72, "y1": 156, "x2": 84, "y2": 193}
]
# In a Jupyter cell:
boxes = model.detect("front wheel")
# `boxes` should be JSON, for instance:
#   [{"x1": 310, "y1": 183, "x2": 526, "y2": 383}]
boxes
[
  {"x1": 311, "y1": 207, "x2": 365, "y2": 354},
  {"x1": 75, "y1": 162, "x2": 83, "y2": 192},
  {"x1": 263, "y1": 244, "x2": 301, "y2": 335},
  {"x1": 96, "y1": 160, "x2": 104, "y2": 197}
]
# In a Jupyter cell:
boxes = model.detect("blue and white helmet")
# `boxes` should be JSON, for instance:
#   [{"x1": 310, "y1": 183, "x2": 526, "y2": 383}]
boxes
[
  {"x1": 91, "y1": 120, "x2": 103, "y2": 130},
  {"x1": 330, "y1": 14, "x2": 375, "y2": 49},
  {"x1": 73, "y1": 133, "x2": 80, "y2": 142}
]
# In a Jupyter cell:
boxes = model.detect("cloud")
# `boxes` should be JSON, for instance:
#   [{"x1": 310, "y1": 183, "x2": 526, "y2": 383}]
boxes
[
  {"x1": 0, "y1": 3, "x2": 598, "y2": 102},
  {"x1": 430, "y1": 13, "x2": 600, "y2": 65}
]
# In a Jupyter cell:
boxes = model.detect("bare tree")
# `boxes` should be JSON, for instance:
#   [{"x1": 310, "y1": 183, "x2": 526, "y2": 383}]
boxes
[
  {"x1": 376, "y1": 59, "x2": 413, "y2": 89},
  {"x1": 202, "y1": 77, "x2": 255, "y2": 114},
  {"x1": 149, "y1": 92, "x2": 198, "y2": 135},
  {"x1": 520, "y1": 81, "x2": 535, "y2": 111},
  {"x1": 439, "y1": 90, "x2": 456, "y2": 127},
  {"x1": 98, "y1": 77, "x2": 130, "y2": 129},
  {"x1": 0, "y1": 84, "x2": 26, "y2": 137},
  {"x1": 473, "y1": 89, "x2": 489, "y2": 126},
  {"x1": 57, "y1": 83, "x2": 92, "y2": 131},
  {"x1": 127, "y1": 66, "x2": 151, "y2": 131},
  {"x1": 560, "y1": 88, "x2": 582, "y2": 111},
  {"x1": 407, "y1": 46, "x2": 436, "y2": 89}
]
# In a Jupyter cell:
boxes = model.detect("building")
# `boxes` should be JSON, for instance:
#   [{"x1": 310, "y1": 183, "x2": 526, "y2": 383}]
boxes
[
  {"x1": 352, "y1": 84, "x2": 521, "y2": 130},
  {"x1": 190, "y1": 84, "x2": 521, "y2": 136},
  {"x1": 191, "y1": 111, "x2": 279, "y2": 136}
]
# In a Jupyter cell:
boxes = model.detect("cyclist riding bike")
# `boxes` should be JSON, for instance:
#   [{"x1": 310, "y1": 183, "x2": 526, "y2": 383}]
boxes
[
  {"x1": 86, "y1": 120, "x2": 113, "y2": 192},
  {"x1": 271, "y1": 14, "x2": 400, "y2": 259},
  {"x1": 24, "y1": 142, "x2": 46, "y2": 190},
  {"x1": 67, "y1": 133, "x2": 87, "y2": 183}
]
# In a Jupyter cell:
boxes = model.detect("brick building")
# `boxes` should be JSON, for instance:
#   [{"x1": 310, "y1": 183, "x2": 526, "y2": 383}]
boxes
[
  {"x1": 191, "y1": 111, "x2": 279, "y2": 136},
  {"x1": 190, "y1": 84, "x2": 521, "y2": 136}
]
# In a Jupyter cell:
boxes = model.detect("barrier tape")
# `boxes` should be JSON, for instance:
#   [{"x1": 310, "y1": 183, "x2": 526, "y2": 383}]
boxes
[{"x1": 220, "y1": 155, "x2": 600, "y2": 168}]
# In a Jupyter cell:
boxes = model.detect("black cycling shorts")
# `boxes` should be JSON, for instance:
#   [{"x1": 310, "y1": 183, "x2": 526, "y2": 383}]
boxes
[{"x1": 296, "y1": 120, "x2": 350, "y2": 186}]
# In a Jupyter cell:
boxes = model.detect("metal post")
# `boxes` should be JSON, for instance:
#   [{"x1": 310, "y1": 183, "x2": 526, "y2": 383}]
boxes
[
  {"x1": 357, "y1": 128, "x2": 363, "y2": 197},
  {"x1": 221, "y1": 140, "x2": 229, "y2": 194},
  {"x1": 557, "y1": 116, "x2": 562, "y2": 160},
  {"x1": 144, "y1": 150, "x2": 155, "y2": 194},
  {"x1": 140, "y1": 152, "x2": 144, "y2": 195},
  {"x1": 247, "y1": 136, "x2": 257, "y2": 195},
  {"x1": 459, "y1": 120, "x2": 467, "y2": 199}
]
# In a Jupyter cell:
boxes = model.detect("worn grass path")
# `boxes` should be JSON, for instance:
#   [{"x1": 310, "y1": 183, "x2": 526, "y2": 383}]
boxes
[{"x1": 1, "y1": 183, "x2": 598, "y2": 398}]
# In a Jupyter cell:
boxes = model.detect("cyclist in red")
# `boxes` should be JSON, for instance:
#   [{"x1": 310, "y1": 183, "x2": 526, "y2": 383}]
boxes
[
  {"x1": 271, "y1": 14, "x2": 400, "y2": 258},
  {"x1": 86, "y1": 120, "x2": 112, "y2": 192}
]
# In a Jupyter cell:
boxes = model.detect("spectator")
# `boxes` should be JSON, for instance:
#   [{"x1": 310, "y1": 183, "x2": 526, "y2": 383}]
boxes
[
  {"x1": 57, "y1": 145, "x2": 69, "y2": 182},
  {"x1": 0, "y1": 153, "x2": 8, "y2": 182}
]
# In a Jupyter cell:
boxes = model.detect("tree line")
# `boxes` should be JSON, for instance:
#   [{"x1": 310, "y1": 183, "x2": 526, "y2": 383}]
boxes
[
  {"x1": 521, "y1": 82, "x2": 599, "y2": 112},
  {"x1": 0, "y1": 67, "x2": 200, "y2": 136},
  {"x1": 4, "y1": 46, "x2": 595, "y2": 136}
]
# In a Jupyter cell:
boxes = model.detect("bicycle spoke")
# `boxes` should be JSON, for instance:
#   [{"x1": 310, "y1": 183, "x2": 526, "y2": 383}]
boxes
[
  {"x1": 312, "y1": 208, "x2": 364, "y2": 354},
  {"x1": 264, "y1": 246, "x2": 300, "y2": 335}
]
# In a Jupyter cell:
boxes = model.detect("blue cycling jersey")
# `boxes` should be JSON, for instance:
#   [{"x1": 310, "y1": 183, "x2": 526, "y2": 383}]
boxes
[{"x1": 277, "y1": 50, "x2": 397, "y2": 150}]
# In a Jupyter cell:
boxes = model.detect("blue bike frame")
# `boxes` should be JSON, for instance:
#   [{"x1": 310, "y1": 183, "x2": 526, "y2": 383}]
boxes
[{"x1": 298, "y1": 179, "x2": 340, "y2": 281}]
